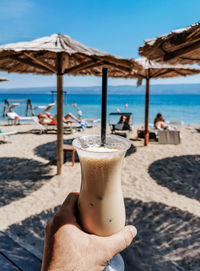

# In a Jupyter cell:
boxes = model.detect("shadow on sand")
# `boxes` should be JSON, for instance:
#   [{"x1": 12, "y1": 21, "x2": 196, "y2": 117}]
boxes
[
  {"x1": 0, "y1": 157, "x2": 52, "y2": 207},
  {"x1": 34, "y1": 139, "x2": 136, "y2": 165},
  {"x1": 122, "y1": 198, "x2": 200, "y2": 271},
  {"x1": 5, "y1": 205, "x2": 60, "y2": 260},
  {"x1": 5, "y1": 198, "x2": 200, "y2": 270},
  {"x1": 125, "y1": 143, "x2": 137, "y2": 157},
  {"x1": 34, "y1": 139, "x2": 79, "y2": 165},
  {"x1": 148, "y1": 155, "x2": 200, "y2": 201}
]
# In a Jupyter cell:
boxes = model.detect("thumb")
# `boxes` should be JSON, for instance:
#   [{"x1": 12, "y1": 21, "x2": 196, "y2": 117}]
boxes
[{"x1": 103, "y1": 226, "x2": 137, "y2": 257}]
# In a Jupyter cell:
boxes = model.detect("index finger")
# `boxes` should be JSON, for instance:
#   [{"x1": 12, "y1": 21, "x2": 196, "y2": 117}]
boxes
[
  {"x1": 58, "y1": 192, "x2": 79, "y2": 222},
  {"x1": 61, "y1": 192, "x2": 79, "y2": 214}
]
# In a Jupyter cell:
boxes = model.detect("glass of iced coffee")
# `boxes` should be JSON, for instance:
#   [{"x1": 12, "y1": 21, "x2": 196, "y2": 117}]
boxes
[{"x1": 73, "y1": 134, "x2": 130, "y2": 270}]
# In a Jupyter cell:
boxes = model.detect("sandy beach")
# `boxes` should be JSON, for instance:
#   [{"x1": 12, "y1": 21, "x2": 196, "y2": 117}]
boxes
[{"x1": 0, "y1": 123, "x2": 200, "y2": 270}]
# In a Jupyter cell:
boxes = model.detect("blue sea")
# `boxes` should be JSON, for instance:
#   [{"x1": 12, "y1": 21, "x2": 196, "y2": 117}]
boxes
[{"x1": 0, "y1": 93, "x2": 200, "y2": 125}]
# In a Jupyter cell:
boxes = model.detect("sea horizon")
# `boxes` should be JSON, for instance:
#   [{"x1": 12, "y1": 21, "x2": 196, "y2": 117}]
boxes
[{"x1": 1, "y1": 83, "x2": 200, "y2": 95}]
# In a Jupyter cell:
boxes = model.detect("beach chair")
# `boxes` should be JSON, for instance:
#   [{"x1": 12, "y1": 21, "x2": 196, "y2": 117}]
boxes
[
  {"x1": 8, "y1": 103, "x2": 20, "y2": 111},
  {"x1": 6, "y1": 111, "x2": 46, "y2": 132},
  {"x1": 166, "y1": 120, "x2": 184, "y2": 126},
  {"x1": 82, "y1": 118, "x2": 101, "y2": 128},
  {"x1": 32, "y1": 103, "x2": 55, "y2": 115},
  {"x1": 64, "y1": 121, "x2": 87, "y2": 132},
  {"x1": 153, "y1": 122, "x2": 181, "y2": 144},
  {"x1": 137, "y1": 123, "x2": 181, "y2": 144},
  {"x1": 158, "y1": 130, "x2": 181, "y2": 144},
  {"x1": 0, "y1": 130, "x2": 18, "y2": 143},
  {"x1": 136, "y1": 123, "x2": 158, "y2": 141},
  {"x1": 33, "y1": 120, "x2": 86, "y2": 134},
  {"x1": 7, "y1": 111, "x2": 35, "y2": 125}
]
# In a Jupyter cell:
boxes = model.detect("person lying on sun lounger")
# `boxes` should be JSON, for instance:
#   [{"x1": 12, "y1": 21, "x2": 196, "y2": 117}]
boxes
[
  {"x1": 154, "y1": 113, "x2": 169, "y2": 130},
  {"x1": 38, "y1": 112, "x2": 81, "y2": 125}
]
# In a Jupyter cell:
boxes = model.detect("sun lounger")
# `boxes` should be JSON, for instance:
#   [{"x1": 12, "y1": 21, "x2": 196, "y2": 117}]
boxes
[
  {"x1": 158, "y1": 130, "x2": 181, "y2": 144},
  {"x1": 137, "y1": 124, "x2": 157, "y2": 141},
  {"x1": 6, "y1": 111, "x2": 88, "y2": 134},
  {"x1": 6, "y1": 112, "x2": 46, "y2": 133},
  {"x1": 7, "y1": 112, "x2": 37, "y2": 125},
  {"x1": 32, "y1": 120, "x2": 87, "y2": 134},
  {"x1": 82, "y1": 118, "x2": 101, "y2": 128},
  {"x1": 8, "y1": 103, "x2": 20, "y2": 111},
  {"x1": 137, "y1": 123, "x2": 181, "y2": 144},
  {"x1": 155, "y1": 122, "x2": 181, "y2": 144},
  {"x1": 166, "y1": 120, "x2": 184, "y2": 126},
  {"x1": 32, "y1": 103, "x2": 55, "y2": 115},
  {"x1": 0, "y1": 130, "x2": 17, "y2": 143}
]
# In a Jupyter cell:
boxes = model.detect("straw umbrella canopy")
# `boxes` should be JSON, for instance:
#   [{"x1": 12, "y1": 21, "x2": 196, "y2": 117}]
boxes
[
  {"x1": 0, "y1": 77, "x2": 9, "y2": 82},
  {"x1": 134, "y1": 57, "x2": 200, "y2": 146},
  {"x1": 0, "y1": 34, "x2": 141, "y2": 174},
  {"x1": 138, "y1": 22, "x2": 200, "y2": 65}
]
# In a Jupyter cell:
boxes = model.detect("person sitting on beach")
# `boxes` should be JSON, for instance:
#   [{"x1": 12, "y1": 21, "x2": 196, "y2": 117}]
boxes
[
  {"x1": 41, "y1": 192, "x2": 137, "y2": 271},
  {"x1": 38, "y1": 112, "x2": 81, "y2": 125},
  {"x1": 154, "y1": 113, "x2": 168, "y2": 130},
  {"x1": 116, "y1": 115, "x2": 132, "y2": 130}
]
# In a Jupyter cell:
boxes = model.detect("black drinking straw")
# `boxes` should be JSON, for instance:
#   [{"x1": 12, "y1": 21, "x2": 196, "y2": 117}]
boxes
[{"x1": 101, "y1": 67, "x2": 108, "y2": 146}]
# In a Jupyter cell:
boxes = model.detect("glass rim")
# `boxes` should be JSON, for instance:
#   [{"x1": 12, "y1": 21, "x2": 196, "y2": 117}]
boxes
[{"x1": 72, "y1": 134, "x2": 131, "y2": 153}]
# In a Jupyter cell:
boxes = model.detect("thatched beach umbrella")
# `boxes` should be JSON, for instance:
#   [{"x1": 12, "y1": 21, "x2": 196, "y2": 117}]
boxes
[
  {"x1": 134, "y1": 57, "x2": 200, "y2": 146},
  {"x1": 138, "y1": 22, "x2": 200, "y2": 65},
  {"x1": 0, "y1": 34, "x2": 141, "y2": 174}
]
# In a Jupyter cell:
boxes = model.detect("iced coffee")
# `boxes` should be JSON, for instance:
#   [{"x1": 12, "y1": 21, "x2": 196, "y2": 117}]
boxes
[{"x1": 73, "y1": 135, "x2": 130, "y2": 236}]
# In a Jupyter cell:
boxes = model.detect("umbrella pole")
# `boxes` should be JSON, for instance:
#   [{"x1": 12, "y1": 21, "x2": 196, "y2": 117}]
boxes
[
  {"x1": 56, "y1": 54, "x2": 64, "y2": 175},
  {"x1": 144, "y1": 69, "x2": 150, "y2": 146}
]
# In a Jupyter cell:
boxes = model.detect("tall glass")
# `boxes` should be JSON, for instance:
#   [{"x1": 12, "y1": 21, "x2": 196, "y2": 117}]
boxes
[{"x1": 73, "y1": 135, "x2": 130, "y2": 270}]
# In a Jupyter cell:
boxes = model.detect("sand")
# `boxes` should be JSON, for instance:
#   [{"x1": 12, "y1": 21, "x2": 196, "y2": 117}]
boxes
[{"x1": 0, "y1": 123, "x2": 200, "y2": 270}]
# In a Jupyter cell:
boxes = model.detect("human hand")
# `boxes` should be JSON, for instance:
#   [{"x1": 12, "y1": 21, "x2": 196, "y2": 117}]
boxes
[{"x1": 41, "y1": 192, "x2": 137, "y2": 271}]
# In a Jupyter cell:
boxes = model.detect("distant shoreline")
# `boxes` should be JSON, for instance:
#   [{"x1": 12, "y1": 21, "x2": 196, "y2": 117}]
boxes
[{"x1": 0, "y1": 83, "x2": 200, "y2": 95}]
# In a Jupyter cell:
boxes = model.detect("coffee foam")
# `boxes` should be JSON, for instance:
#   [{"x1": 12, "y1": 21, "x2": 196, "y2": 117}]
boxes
[{"x1": 85, "y1": 146, "x2": 119, "y2": 152}]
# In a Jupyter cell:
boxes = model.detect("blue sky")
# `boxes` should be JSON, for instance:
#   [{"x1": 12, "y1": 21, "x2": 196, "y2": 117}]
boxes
[{"x1": 0, "y1": 0, "x2": 200, "y2": 89}]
